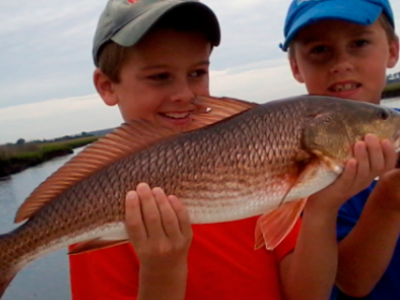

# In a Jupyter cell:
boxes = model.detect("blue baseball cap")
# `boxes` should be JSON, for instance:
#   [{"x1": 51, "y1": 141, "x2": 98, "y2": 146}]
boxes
[
  {"x1": 280, "y1": 0, "x2": 395, "y2": 51},
  {"x1": 93, "y1": 0, "x2": 221, "y2": 67}
]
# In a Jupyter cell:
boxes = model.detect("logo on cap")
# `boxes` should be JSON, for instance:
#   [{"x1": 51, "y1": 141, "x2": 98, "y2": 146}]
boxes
[{"x1": 127, "y1": 0, "x2": 139, "y2": 3}]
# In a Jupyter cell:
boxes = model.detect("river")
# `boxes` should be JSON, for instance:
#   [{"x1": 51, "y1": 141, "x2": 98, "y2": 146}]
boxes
[
  {"x1": 0, "y1": 148, "x2": 86, "y2": 300},
  {"x1": 0, "y1": 97, "x2": 399, "y2": 300}
]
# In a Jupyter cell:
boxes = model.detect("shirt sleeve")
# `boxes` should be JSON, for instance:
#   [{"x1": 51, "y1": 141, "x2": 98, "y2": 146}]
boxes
[{"x1": 69, "y1": 243, "x2": 139, "y2": 300}]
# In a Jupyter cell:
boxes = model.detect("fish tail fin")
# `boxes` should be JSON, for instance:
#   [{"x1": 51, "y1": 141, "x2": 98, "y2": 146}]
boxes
[
  {"x1": 0, "y1": 273, "x2": 16, "y2": 299},
  {"x1": 0, "y1": 233, "x2": 20, "y2": 299}
]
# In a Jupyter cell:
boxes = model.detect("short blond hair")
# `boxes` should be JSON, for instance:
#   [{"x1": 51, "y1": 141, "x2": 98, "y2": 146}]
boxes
[{"x1": 97, "y1": 42, "x2": 130, "y2": 83}]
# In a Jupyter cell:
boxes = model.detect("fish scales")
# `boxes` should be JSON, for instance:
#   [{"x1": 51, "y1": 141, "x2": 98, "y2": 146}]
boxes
[
  {"x1": 6, "y1": 99, "x2": 305, "y2": 259},
  {"x1": 1, "y1": 95, "x2": 400, "y2": 298}
]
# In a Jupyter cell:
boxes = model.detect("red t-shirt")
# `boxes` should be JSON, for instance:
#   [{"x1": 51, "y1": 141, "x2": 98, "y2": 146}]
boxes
[{"x1": 70, "y1": 216, "x2": 301, "y2": 300}]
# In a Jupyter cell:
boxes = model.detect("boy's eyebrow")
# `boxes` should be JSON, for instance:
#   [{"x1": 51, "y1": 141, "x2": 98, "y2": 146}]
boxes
[
  {"x1": 140, "y1": 60, "x2": 210, "y2": 71},
  {"x1": 299, "y1": 29, "x2": 375, "y2": 45},
  {"x1": 193, "y1": 60, "x2": 210, "y2": 67}
]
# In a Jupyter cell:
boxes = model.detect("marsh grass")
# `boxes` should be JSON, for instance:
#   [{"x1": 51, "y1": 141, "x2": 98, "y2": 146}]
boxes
[
  {"x1": 0, "y1": 136, "x2": 98, "y2": 162},
  {"x1": 384, "y1": 82, "x2": 400, "y2": 92}
]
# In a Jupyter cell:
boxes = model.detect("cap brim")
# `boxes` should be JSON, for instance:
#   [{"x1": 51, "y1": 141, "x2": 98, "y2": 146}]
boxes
[
  {"x1": 111, "y1": 1, "x2": 220, "y2": 48},
  {"x1": 281, "y1": 0, "x2": 382, "y2": 51}
]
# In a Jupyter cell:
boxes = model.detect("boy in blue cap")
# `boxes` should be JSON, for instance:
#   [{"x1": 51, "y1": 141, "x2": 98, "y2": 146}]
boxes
[{"x1": 281, "y1": 0, "x2": 400, "y2": 299}]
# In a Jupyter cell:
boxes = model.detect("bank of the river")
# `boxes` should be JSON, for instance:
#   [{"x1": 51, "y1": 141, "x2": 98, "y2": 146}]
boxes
[
  {"x1": 382, "y1": 82, "x2": 400, "y2": 99},
  {"x1": 0, "y1": 136, "x2": 98, "y2": 178}
]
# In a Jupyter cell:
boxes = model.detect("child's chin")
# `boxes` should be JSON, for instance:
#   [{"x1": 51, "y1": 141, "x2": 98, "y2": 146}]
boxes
[{"x1": 328, "y1": 89, "x2": 362, "y2": 101}]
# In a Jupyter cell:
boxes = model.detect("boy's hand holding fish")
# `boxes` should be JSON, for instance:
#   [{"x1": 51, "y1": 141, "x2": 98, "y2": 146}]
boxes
[
  {"x1": 307, "y1": 134, "x2": 397, "y2": 211},
  {"x1": 125, "y1": 183, "x2": 192, "y2": 300}
]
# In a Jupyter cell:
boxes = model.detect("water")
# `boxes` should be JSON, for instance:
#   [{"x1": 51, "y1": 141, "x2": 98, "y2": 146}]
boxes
[
  {"x1": 0, "y1": 97, "x2": 399, "y2": 300},
  {"x1": 0, "y1": 147, "x2": 85, "y2": 300},
  {"x1": 382, "y1": 96, "x2": 400, "y2": 109}
]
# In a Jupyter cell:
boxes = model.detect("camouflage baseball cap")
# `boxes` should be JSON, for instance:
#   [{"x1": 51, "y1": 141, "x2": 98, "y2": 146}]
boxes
[{"x1": 93, "y1": 0, "x2": 221, "y2": 66}]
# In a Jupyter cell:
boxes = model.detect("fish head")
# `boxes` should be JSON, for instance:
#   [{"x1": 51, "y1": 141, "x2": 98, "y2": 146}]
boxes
[
  {"x1": 351, "y1": 105, "x2": 400, "y2": 153},
  {"x1": 302, "y1": 97, "x2": 400, "y2": 171}
]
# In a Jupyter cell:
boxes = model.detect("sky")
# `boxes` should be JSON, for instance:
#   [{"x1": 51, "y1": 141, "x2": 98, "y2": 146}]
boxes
[{"x1": 1, "y1": 0, "x2": 400, "y2": 144}]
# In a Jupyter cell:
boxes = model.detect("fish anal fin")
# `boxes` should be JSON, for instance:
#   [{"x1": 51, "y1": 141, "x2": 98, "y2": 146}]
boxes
[
  {"x1": 68, "y1": 239, "x2": 128, "y2": 255},
  {"x1": 255, "y1": 198, "x2": 307, "y2": 251}
]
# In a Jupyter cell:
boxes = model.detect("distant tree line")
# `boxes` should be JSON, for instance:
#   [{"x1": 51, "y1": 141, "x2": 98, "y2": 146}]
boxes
[{"x1": 5, "y1": 131, "x2": 94, "y2": 146}]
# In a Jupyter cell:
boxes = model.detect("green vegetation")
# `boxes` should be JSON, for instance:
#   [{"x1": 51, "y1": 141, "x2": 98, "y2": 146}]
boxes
[
  {"x1": 0, "y1": 136, "x2": 99, "y2": 178},
  {"x1": 383, "y1": 81, "x2": 400, "y2": 92},
  {"x1": 383, "y1": 72, "x2": 400, "y2": 98},
  {"x1": 382, "y1": 82, "x2": 400, "y2": 99},
  {"x1": 0, "y1": 136, "x2": 98, "y2": 161}
]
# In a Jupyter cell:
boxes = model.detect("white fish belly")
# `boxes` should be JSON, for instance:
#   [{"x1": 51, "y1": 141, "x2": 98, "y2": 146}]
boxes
[{"x1": 185, "y1": 166, "x2": 341, "y2": 224}]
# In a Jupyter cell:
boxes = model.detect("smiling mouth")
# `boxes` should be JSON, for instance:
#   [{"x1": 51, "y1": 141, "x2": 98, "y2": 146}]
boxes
[
  {"x1": 159, "y1": 112, "x2": 191, "y2": 119},
  {"x1": 329, "y1": 83, "x2": 361, "y2": 92}
]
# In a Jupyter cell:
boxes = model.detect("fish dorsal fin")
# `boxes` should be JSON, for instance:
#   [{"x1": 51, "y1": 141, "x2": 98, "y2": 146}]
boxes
[
  {"x1": 191, "y1": 96, "x2": 258, "y2": 126},
  {"x1": 14, "y1": 96, "x2": 257, "y2": 224},
  {"x1": 14, "y1": 121, "x2": 182, "y2": 223}
]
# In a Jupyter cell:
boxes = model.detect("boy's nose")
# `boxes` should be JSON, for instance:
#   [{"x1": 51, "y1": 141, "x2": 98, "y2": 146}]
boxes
[
  {"x1": 170, "y1": 80, "x2": 195, "y2": 103},
  {"x1": 330, "y1": 51, "x2": 354, "y2": 74}
]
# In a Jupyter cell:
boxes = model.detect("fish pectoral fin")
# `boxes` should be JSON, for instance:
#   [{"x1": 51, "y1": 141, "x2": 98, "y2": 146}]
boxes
[
  {"x1": 255, "y1": 198, "x2": 307, "y2": 251},
  {"x1": 68, "y1": 238, "x2": 129, "y2": 255},
  {"x1": 312, "y1": 150, "x2": 344, "y2": 175},
  {"x1": 190, "y1": 96, "x2": 258, "y2": 128}
]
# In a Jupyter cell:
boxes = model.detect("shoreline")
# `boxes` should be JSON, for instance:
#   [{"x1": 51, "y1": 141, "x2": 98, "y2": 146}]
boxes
[
  {"x1": 0, "y1": 148, "x2": 73, "y2": 178},
  {"x1": 0, "y1": 137, "x2": 98, "y2": 178},
  {"x1": 382, "y1": 82, "x2": 400, "y2": 99}
]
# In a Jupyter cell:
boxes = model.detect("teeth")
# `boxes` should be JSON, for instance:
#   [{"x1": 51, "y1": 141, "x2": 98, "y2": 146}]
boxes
[
  {"x1": 163, "y1": 112, "x2": 190, "y2": 119},
  {"x1": 332, "y1": 83, "x2": 357, "y2": 92}
]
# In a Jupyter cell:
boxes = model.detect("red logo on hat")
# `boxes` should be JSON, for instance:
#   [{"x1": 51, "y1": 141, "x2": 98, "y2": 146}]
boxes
[{"x1": 127, "y1": 0, "x2": 139, "y2": 3}]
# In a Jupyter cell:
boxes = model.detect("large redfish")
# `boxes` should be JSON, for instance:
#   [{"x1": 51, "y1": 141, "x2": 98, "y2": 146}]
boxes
[{"x1": 1, "y1": 95, "x2": 400, "y2": 297}]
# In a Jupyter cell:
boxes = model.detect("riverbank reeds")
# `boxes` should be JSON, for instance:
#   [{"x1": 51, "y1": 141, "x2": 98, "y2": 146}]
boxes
[
  {"x1": 0, "y1": 136, "x2": 99, "y2": 177},
  {"x1": 382, "y1": 82, "x2": 400, "y2": 99}
]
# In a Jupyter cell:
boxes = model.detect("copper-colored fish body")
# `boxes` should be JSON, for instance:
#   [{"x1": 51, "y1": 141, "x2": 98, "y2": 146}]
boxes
[{"x1": 1, "y1": 95, "x2": 400, "y2": 298}]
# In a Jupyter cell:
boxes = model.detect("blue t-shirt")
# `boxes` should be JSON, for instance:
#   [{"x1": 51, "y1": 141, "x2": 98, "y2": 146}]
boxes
[{"x1": 332, "y1": 108, "x2": 400, "y2": 300}]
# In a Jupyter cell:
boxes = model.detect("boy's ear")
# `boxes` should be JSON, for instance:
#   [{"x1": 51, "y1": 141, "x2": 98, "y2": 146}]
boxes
[
  {"x1": 93, "y1": 69, "x2": 119, "y2": 106},
  {"x1": 289, "y1": 57, "x2": 305, "y2": 83},
  {"x1": 387, "y1": 39, "x2": 399, "y2": 68}
]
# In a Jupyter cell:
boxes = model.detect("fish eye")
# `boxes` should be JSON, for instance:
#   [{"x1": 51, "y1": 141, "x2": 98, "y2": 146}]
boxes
[{"x1": 378, "y1": 109, "x2": 389, "y2": 120}]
